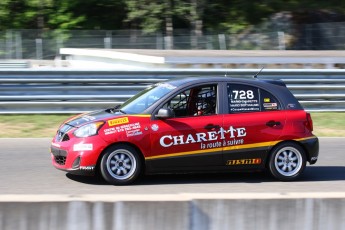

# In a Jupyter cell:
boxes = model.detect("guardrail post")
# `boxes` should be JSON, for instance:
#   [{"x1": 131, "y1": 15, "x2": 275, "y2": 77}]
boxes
[
  {"x1": 35, "y1": 38, "x2": 43, "y2": 60},
  {"x1": 156, "y1": 33, "x2": 164, "y2": 49},
  {"x1": 164, "y1": 36, "x2": 173, "y2": 49},
  {"x1": 56, "y1": 38, "x2": 64, "y2": 54},
  {"x1": 104, "y1": 37, "x2": 112, "y2": 49},
  {"x1": 15, "y1": 31, "x2": 23, "y2": 59},
  {"x1": 218, "y1": 34, "x2": 226, "y2": 50},
  {"x1": 5, "y1": 30, "x2": 13, "y2": 59},
  {"x1": 104, "y1": 31, "x2": 112, "y2": 49},
  {"x1": 278, "y1": 31, "x2": 286, "y2": 50},
  {"x1": 206, "y1": 35, "x2": 213, "y2": 49}
]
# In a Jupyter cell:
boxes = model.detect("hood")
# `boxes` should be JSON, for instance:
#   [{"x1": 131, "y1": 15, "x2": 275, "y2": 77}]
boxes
[{"x1": 66, "y1": 109, "x2": 120, "y2": 127}]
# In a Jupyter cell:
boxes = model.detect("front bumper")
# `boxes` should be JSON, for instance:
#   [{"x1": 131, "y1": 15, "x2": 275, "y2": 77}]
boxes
[
  {"x1": 50, "y1": 146, "x2": 96, "y2": 176},
  {"x1": 50, "y1": 135, "x2": 108, "y2": 176}
]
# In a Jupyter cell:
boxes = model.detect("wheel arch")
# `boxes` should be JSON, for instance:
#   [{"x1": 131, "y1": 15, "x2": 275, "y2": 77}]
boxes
[
  {"x1": 266, "y1": 139, "x2": 309, "y2": 168},
  {"x1": 95, "y1": 141, "x2": 146, "y2": 173}
]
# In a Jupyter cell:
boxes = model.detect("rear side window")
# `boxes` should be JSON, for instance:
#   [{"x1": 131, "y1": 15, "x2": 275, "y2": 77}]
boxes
[
  {"x1": 227, "y1": 84, "x2": 281, "y2": 113},
  {"x1": 260, "y1": 89, "x2": 280, "y2": 111}
]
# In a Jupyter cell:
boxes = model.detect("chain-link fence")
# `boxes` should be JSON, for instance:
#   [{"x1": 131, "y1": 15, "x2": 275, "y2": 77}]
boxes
[
  {"x1": 0, "y1": 22, "x2": 344, "y2": 60},
  {"x1": 293, "y1": 22, "x2": 345, "y2": 50}
]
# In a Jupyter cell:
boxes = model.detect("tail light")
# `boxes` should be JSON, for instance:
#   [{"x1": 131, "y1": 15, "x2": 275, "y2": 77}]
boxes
[{"x1": 305, "y1": 112, "x2": 314, "y2": 131}]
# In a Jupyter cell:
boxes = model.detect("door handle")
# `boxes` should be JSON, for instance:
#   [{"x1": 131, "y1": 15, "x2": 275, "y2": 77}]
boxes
[
  {"x1": 266, "y1": 120, "x2": 281, "y2": 127},
  {"x1": 204, "y1": 124, "x2": 220, "y2": 130}
]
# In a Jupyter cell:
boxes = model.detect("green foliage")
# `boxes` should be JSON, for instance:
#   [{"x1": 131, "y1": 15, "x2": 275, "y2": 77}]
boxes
[
  {"x1": 0, "y1": 0, "x2": 36, "y2": 29},
  {"x1": 47, "y1": 1, "x2": 85, "y2": 29},
  {"x1": 64, "y1": 0, "x2": 126, "y2": 30},
  {"x1": 125, "y1": 0, "x2": 166, "y2": 33},
  {"x1": 0, "y1": 0, "x2": 126, "y2": 30},
  {"x1": 0, "y1": 0, "x2": 344, "y2": 32}
]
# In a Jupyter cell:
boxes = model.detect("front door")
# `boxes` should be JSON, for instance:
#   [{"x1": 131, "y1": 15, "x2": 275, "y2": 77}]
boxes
[{"x1": 147, "y1": 84, "x2": 224, "y2": 172}]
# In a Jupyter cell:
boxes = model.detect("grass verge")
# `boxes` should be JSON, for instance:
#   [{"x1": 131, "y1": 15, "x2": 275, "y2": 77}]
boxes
[
  {"x1": 0, "y1": 112, "x2": 344, "y2": 138},
  {"x1": 310, "y1": 112, "x2": 345, "y2": 137},
  {"x1": 0, "y1": 114, "x2": 72, "y2": 138}
]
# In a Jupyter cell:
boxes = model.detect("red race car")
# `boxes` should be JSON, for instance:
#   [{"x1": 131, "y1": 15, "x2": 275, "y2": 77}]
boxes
[{"x1": 50, "y1": 77, "x2": 319, "y2": 185}]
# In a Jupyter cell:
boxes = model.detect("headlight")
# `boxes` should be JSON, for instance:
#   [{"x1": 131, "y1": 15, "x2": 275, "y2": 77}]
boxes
[{"x1": 74, "y1": 121, "x2": 105, "y2": 138}]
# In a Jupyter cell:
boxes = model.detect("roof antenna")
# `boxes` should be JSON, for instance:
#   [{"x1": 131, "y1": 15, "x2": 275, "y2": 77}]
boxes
[{"x1": 253, "y1": 67, "x2": 264, "y2": 79}]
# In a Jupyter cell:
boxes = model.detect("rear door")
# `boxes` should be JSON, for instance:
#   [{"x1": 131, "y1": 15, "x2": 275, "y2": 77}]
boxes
[{"x1": 222, "y1": 83, "x2": 286, "y2": 168}]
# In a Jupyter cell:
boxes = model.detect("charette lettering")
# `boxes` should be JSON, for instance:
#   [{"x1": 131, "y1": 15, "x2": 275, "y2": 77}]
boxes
[{"x1": 159, "y1": 126, "x2": 247, "y2": 148}]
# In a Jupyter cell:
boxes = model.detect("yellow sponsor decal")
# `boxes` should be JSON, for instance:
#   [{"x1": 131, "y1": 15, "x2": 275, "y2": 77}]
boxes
[
  {"x1": 108, "y1": 117, "x2": 129, "y2": 126},
  {"x1": 226, "y1": 158, "x2": 262, "y2": 165},
  {"x1": 129, "y1": 114, "x2": 151, "y2": 117},
  {"x1": 264, "y1": 98, "x2": 270, "y2": 103}
]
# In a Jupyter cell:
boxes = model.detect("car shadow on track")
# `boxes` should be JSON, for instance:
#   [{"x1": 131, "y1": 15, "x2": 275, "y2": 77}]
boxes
[
  {"x1": 66, "y1": 171, "x2": 273, "y2": 185},
  {"x1": 66, "y1": 173, "x2": 108, "y2": 185},
  {"x1": 137, "y1": 171, "x2": 273, "y2": 185},
  {"x1": 65, "y1": 166, "x2": 345, "y2": 186}
]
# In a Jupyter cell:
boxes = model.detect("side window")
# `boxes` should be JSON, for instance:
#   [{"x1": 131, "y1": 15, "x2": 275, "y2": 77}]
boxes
[
  {"x1": 162, "y1": 85, "x2": 217, "y2": 117},
  {"x1": 228, "y1": 84, "x2": 260, "y2": 113},
  {"x1": 162, "y1": 89, "x2": 191, "y2": 117},
  {"x1": 227, "y1": 84, "x2": 281, "y2": 113}
]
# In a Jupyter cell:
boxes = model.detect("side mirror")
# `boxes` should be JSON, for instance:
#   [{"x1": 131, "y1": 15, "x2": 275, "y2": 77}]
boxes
[{"x1": 155, "y1": 108, "x2": 174, "y2": 119}]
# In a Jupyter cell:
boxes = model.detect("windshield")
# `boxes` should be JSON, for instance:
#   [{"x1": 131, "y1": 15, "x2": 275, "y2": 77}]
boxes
[{"x1": 119, "y1": 83, "x2": 176, "y2": 114}]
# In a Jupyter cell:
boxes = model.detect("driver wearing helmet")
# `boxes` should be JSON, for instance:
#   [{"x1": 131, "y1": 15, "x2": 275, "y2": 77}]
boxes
[{"x1": 194, "y1": 88, "x2": 216, "y2": 116}]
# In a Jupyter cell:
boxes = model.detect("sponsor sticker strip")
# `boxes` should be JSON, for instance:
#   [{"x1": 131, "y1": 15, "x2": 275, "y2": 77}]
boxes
[{"x1": 104, "y1": 122, "x2": 142, "y2": 137}]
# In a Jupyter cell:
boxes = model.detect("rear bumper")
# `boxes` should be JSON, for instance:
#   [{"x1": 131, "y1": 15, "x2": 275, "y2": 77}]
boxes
[{"x1": 300, "y1": 136, "x2": 319, "y2": 164}]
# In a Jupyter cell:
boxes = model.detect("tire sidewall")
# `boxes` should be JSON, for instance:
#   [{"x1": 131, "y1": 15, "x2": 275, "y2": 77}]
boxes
[
  {"x1": 100, "y1": 144, "x2": 142, "y2": 185},
  {"x1": 268, "y1": 142, "x2": 306, "y2": 181}
]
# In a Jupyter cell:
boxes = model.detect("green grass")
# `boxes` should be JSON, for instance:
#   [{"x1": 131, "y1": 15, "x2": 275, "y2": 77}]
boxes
[
  {"x1": 310, "y1": 112, "x2": 345, "y2": 137},
  {"x1": 0, "y1": 114, "x2": 72, "y2": 138},
  {"x1": 0, "y1": 113, "x2": 344, "y2": 138}
]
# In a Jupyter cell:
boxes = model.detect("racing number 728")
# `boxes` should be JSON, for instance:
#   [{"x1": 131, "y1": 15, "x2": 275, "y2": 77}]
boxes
[{"x1": 232, "y1": 90, "x2": 255, "y2": 100}]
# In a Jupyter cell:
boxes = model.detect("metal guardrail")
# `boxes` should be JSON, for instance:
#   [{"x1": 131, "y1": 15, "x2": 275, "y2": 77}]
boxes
[
  {"x1": 0, "y1": 69, "x2": 344, "y2": 114},
  {"x1": 0, "y1": 61, "x2": 30, "y2": 69}
]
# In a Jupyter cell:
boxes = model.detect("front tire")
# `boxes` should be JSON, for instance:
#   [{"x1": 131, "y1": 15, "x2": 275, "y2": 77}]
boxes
[
  {"x1": 100, "y1": 145, "x2": 142, "y2": 185},
  {"x1": 268, "y1": 142, "x2": 306, "y2": 181}
]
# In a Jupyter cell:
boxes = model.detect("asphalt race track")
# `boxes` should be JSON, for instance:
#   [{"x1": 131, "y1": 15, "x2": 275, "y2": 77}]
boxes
[{"x1": 0, "y1": 137, "x2": 344, "y2": 194}]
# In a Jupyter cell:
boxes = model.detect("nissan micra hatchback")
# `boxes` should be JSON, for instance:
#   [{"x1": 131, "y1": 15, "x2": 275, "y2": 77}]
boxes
[{"x1": 50, "y1": 77, "x2": 319, "y2": 185}]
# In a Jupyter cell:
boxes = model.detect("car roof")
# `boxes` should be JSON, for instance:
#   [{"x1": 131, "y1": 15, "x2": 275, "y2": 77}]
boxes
[{"x1": 166, "y1": 76, "x2": 285, "y2": 88}]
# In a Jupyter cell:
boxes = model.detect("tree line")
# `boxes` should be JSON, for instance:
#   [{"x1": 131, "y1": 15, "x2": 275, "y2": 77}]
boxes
[{"x1": 0, "y1": 0, "x2": 344, "y2": 35}]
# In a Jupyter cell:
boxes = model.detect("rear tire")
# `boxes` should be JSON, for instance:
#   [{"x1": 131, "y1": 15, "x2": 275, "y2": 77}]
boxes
[
  {"x1": 100, "y1": 145, "x2": 141, "y2": 185},
  {"x1": 268, "y1": 142, "x2": 306, "y2": 181}
]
